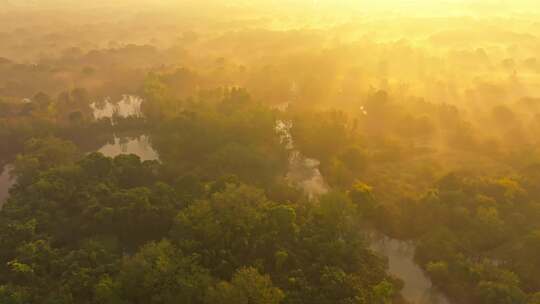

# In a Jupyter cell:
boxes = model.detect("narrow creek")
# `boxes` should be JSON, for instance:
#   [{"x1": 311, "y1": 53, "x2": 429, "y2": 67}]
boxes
[
  {"x1": 0, "y1": 97, "x2": 451, "y2": 304},
  {"x1": 275, "y1": 118, "x2": 451, "y2": 304},
  {"x1": 275, "y1": 119, "x2": 329, "y2": 200},
  {"x1": 368, "y1": 232, "x2": 451, "y2": 304}
]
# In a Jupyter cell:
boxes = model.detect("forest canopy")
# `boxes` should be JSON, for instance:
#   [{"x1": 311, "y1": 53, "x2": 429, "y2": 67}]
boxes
[{"x1": 1, "y1": 1, "x2": 540, "y2": 304}]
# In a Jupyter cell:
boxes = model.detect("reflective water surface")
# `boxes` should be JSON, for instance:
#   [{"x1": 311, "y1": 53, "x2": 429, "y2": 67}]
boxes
[
  {"x1": 1, "y1": 104, "x2": 450, "y2": 304},
  {"x1": 97, "y1": 135, "x2": 159, "y2": 161},
  {"x1": 368, "y1": 232, "x2": 451, "y2": 304},
  {"x1": 275, "y1": 117, "x2": 450, "y2": 304},
  {"x1": 91, "y1": 95, "x2": 143, "y2": 120},
  {"x1": 276, "y1": 120, "x2": 329, "y2": 199}
]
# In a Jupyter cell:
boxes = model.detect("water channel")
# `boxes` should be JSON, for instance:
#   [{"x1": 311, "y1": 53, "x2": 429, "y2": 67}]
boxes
[
  {"x1": 276, "y1": 117, "x2": 451, "y2": 304},
  {"x1": 0, "y1": 97, "x2": 451, "y2": 304}
]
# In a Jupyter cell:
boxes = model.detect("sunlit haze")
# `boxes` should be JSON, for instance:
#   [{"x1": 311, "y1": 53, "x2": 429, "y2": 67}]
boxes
[{"x1": 1, "y1": 1, "x2": 540, "y2": 304}]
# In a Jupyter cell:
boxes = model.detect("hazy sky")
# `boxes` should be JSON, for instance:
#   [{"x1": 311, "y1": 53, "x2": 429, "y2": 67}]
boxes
[{"x1": 2, "y1": 0, "x2": 539, "y2": 14}]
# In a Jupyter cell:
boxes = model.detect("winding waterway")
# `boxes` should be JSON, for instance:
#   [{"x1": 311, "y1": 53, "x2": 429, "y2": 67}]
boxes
[
  {"x1": 275, "y1": 118, "x2": 451, "y2": 304},
  {"x1": 275, "y1": 119, "x2": 329, "y2": 199},
  {"x1": 368, "y1": 232, "x2": 451, "y2": 304},
  {"x1": 0, "y1": 98, "x2": 451, "y2": 304}
]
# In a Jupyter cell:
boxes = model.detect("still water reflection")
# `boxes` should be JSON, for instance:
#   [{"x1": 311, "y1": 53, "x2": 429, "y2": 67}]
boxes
[
  {"x1": 275, "y1": 120, "x2": 329, "y2": 199},
  {"x1": 97, "y1": 135, "x2": 159, "y2": 161},
  {"x1": 276, "y1": 117, "x2": 449, "y2": 304},
  {"x1": 1, "y1": 101, "x2": 450, "y2": 304},
  {"x1": 1, "y1": 96, "x2": 150, "y2": 207},
  {"x1": 91, "y1": 95, "x2": 143, "y2": 120},
  {"x1": 0, "y1": 134, "x2": 158, "y2": 209},
  {"x1": 368, "y1": 232, "x2": 451, "y2": 304}
]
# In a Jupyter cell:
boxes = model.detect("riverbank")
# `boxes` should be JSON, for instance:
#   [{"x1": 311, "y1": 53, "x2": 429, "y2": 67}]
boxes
[{"x1": 367, "y1": 230, "x2": 451, "y2": 304}]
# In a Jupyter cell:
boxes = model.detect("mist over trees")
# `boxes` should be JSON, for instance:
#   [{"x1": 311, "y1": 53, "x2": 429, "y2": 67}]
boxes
[{"x1": 1, "y1": 1, "x2": 540, "y2": 304}]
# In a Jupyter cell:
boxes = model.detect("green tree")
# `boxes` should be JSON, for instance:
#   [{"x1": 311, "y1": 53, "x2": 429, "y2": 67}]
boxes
[
  {"x1": 13, "y1": 136, "x2": 80, "y2": 184},
  {"x1": 116, "y1": 240, "x2": 212, "y2": 304},
  {"x1": 205, "y1": 267, "x2": 284, "y2": 304},
  {"x1": 476, "y1": 281, "x2": 526, "y2": 304},
  {"x1": 349, "y1": 181, "x2": 377, "y2": 217}
]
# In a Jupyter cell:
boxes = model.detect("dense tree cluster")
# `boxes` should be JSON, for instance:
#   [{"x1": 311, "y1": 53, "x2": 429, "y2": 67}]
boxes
[
  {"x1": 285, "y1": 88, "x2": 540, "y2": 303},
  {"x1": 0, "y1": 89, "x2": 148, "y2": 163},
  {"x1": 0, "y1": 139, "x2": 398, "y2": 303},
  {"x1": 3, "y1": 3, "x2": 540, "y2": 303},
  {"x1": 144, "y1": 78, "x2": 288, "y2": 187},
  {"x1": 368, "y1": 172, "x2": 540, "y2": 304},
  {"x1": 4, "y1": 66, "x2": 540, "y2": 303}
]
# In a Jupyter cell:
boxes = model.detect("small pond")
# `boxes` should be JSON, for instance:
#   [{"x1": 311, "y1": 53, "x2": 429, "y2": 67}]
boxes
[{"x1": 97, "y1": 134, "x2": 159, "y2": 161}]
